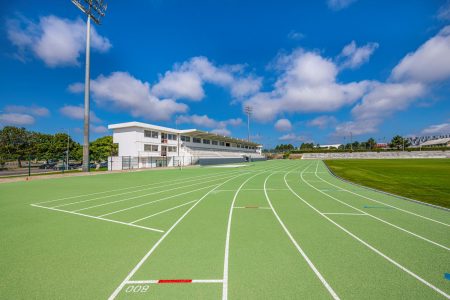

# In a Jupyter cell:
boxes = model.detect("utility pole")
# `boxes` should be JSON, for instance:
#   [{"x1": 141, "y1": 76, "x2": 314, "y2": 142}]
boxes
[
  {"x1": 71, "y1": 0, "x2": 107, "y2": 172},
  {"x1": 244, "y1": 106, "x2": 252, "y2": 142},
  {"x1": 350, "y1": 132, "x2": 353, "y2": 151},
  {"x1": 66, "y1": 129, "x2": 70, "y2": 171}
]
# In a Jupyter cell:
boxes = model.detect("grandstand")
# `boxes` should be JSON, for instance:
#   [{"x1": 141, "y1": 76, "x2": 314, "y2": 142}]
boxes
[{"x1": 107, "y1": 122, "x2": 265, "y2": 170}]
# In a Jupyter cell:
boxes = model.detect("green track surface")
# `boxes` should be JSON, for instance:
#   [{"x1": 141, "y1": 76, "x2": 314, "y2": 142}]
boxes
[
  {"x1": 0, "y1": 160, "x2": 449, "y2": 299},
  {"x1": 324, "y1": 159, "x2": 450, "y2": 208}
]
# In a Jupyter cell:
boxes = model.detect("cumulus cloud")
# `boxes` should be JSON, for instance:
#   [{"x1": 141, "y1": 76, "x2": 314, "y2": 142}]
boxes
[
  {"x1": 244, "y1": 49, "x2": 370, "y2": 121},
  {"x1": 391, "y1": 26, "x2": 450, "y2": 83},
  {"x1": 4, "y1": 104, "x2": 50, "y2": 117},
  {"x1": 176, "y1": 114, "x2": 242, "y2": 135},
  {"x1": 6, "y1": 15, "x2": 111, "y2": 67},
  {"x1": 152, "y1": 57, "x2": 262, "y2": 100},
  {"x1": 0, "y1": 113, "x2": 35, "y2": 126},
  {"x1": 327, "y1": 0, "x2": 358, "y2": 10},
  {"x1": 421, "y1": 123, "x2": 450, "y2": 135},
  {"x1": 274, "y1": 118, "x2": 292, "y2": 131},
  {"x1": 91, "y1": 125, "x2": 108, "y2": 133},
  {"x1": 70, "y1": 72, "x2": 188, "y2": 121},
  {"x1": 437, "y1": 1, "x2": 450, "y2": 21},
  {"x1": 287, "y1": 30, "x2": 305, "y2": 41},
  {"x1": 338, "y1": 40, "x2": 379, "y2": 69},
  {"x1": 307, "y1": 115, "x2": 337, "y2": 129},
  {"x1": 59, "y1": 105, "x2": 102, "y2": 123},
  {"x1": 279, "y1": 133, "x2": 309, "y2": 142}
]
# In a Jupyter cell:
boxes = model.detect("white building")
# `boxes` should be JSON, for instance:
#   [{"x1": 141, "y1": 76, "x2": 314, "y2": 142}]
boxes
[
  {"x1": 108, "y1": 122, "x2": 264, "y2": 170},
  {"x1": 318, "y1": 144, "x2": 342, "y2": 149}
]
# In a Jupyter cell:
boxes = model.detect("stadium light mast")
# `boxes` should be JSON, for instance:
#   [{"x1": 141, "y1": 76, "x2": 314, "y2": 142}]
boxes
[
  {"x1": 71, "y1": 0, "x2": 107, "y2": 172},
  {"x1": 244, "y1": 105, "x2": 252, "y2": 142}
]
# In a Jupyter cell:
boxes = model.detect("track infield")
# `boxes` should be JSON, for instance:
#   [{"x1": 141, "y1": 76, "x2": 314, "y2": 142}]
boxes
[{"x1": 0, "y1": 160, "x2": 449, "y2": 299}]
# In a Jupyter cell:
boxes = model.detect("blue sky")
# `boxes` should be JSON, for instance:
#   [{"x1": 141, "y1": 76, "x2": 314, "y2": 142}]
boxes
[{"x1": 1, "y1": 0, "x2": 449, "y2": 148}]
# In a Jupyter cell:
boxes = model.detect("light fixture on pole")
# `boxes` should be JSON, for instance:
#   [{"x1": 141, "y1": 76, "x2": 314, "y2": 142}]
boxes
[
  {"x1": 244, "y1": 105, "x2": 252, "y2": 142},
  {"x1": 71, "y1": 0, "x2": 107, "y2": 172}
]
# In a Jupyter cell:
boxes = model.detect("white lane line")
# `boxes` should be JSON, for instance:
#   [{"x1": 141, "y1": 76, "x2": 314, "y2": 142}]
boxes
[
  {"x1": 98, "y1": 183, "x2": 223, "y2": 218},
  {"x1": 130, "y1": 200, "x2": 197, "y2": 224},
  {"x1": 222, "y1": 169, "x2": 273, "y2": 300},
  {"x1": 30, "y1": 204, "x2": 164, "y2": 233},
  {"x1": 284, "y1": 167, "x2": 450, "y2": 299},
  {"x1": 264, "y1": 169, "x2": 340, "y2": 300},
  {"x1": 33, "y1": 169, "x2": 240, "y2": 205},
  {"x1": 108, "y1": 171, "x2": 250, "y2": 300},
  {"x1": 233, "y1": 206, "x2": 271, "y2": 209},
  {"x1": 53, "y1": 171, "x2": 243, "y2": 209},
  {"x1": 316, "y1": 163, "x2": 450, "y2": 227},
  {"x1": 322, "y1": 213, "x2": 367, "y2": 216},
  {"x1": 71, "y1": 172, "x2": 241, "y2": 212},
  {"x1": 126, "y1": 279, "x2": 224, "y2": 284},
  {"x1": 304, "y1": 162, "x2": 449, "y2": 251}
]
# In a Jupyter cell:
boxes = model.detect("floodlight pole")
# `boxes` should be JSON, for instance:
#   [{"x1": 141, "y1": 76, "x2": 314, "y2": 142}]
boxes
[
  {"x1": 245, "y1": 106, "x2": 252, "y2": 142},
  {"x1": 82, "y1": 15, "x2": 91, "y2": 172}
]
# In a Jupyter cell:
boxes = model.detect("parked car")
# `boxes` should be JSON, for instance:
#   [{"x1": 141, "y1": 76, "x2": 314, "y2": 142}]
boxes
[
  {"x1": 39, "y1": 162, "x2": 56, "y2": 169},
  {"x1": 99, "y1": 161, "x2": 108, "y2": 168}
]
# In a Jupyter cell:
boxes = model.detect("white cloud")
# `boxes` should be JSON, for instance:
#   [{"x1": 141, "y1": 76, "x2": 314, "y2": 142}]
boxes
[
  {"x1": 308, "y1": 115, "x2": 337, "y2": 129},
  {"x1": 244, "y1": 49, "x2": 370, "y2": 121},
  {"x1": 274, "y1": 119, "x2": 292, "y2": 131},
  {"x1": 437, "y1": 1, "x2": 450, "y2": 20},
  {"x1": 287, "y1": 30, "x2": 305, "y2": 41},
  {"x1": 338, "y1": 40, "x2": 379, "y2": 69},
  {"x1": 327, "y1": 0, "x2": 358, "y2": 10},
  {"x1": 333, "y1": 118, "x2": 381, "y2": 136},
  {"x1": 279, "y1": 133, "x2": 308, "y2": 142},
  {"x1": 4, "y1": 105, "x2": 50, "y2": 117},
  {"x1": 152, "y1": 57, "x2": 261, "y2": 100},
  {"x1": 0, "y1": 113, "x2": 35, "y2": 126},
  {"x1": 59, "y1": 105, "x2": 102, "y2": 123},
  {"x1": 211, "y1": 128, "x2": 231, "y2": 136},
  {"x1": 70, "y1": 72, "x2": 188, "y2": 121},
  {"x1": 91, "y1": 125, "x2": 108, "y2": 134},
  {"x1": 6, "y1": 15, "x2": 111, "y2": 67},
  {"x1": 421, "y1": 123, "x2": 450, "y2": 135},
  {"x1": 391, "y1": 26, "x2": 450, "y2": 83}
]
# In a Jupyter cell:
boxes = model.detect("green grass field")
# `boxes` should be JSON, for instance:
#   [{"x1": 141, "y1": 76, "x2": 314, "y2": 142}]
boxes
[
  {"x1": 324, "y1": 159, "x2": 450, "y2": 209},
  {"x1": 0, "y1": 160, "x2": 449, "y2": 299}
]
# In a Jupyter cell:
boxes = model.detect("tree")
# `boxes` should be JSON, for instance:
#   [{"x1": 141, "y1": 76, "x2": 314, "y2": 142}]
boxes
[
  {"x1": 367, "y1": 138, "x2": 376, "y2": 150},
  {"x1": 389, "y1": 135, "x2": 411, "y2": 150},
  {"x1": 0, "y1": 126, "x2": 32, "y2": 167},
  {"x1": 90, "y1": 136, "x2": 118, "y2": 162}
]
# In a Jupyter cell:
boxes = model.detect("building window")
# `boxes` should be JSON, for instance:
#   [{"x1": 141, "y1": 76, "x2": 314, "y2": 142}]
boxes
[
  {"x1": 226, "y1": 143, "x2": 230, "y2": 147},
  {"x1": 193, "y1": 137, "x2": 201, "y2": 143},
  {"x1": 144, "y1": 144, "x2": 159, "y2": 152},
  {"x1": 181, "y1": 135, "x2": 191, "y2": 142},
  {"x1": 212, "y1": 140, "x2": 218, "y2": 145},
  {"x1": 203, "y1": 139, "x2": 210, "y2": 144},
  {"x1": 245, "y1": 145, "x2": 249, "y2": 149},
  {"x1": 220, "y1": 141, "x2": 225, "y2": 146},
  {"x1": 144, "y1": 130, "x2": 158, "y2": 138},
  {"x1": 167, "y1": 146, "x2": 177, "y2": 152},
  {"x1": 167, "y1": 134, "x2": 177, "y2": 141}
]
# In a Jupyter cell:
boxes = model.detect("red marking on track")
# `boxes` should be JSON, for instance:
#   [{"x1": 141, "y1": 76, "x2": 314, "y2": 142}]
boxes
[{"x1": 158, "y1": 279, "x2": 192, "y2": 284}]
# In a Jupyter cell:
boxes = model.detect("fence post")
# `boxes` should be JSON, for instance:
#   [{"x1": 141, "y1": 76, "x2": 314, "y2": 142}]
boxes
[
  {"x1": 28, "y1": 155, "x2": 31, "y2": 177},
  {"x1": 138, "y1": 155, "x2": 140, "y2": 169},
  {"x1": 151, "y1": 156, "x2": 153, "y2": 168}
]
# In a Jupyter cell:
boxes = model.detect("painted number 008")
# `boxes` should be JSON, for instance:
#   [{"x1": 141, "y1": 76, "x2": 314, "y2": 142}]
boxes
[{"x1": 125, "y1": 285, "x2": 150, "y2": 293}]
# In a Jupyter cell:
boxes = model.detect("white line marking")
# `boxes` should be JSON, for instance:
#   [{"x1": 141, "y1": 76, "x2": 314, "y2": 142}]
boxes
[
  {"x1": 233, "y1": 206, "x2": 271, "y2": 209},
  {"x1": 33, "y1": 169, "x2": 241, "y2": 205},
  {"x1": 30, "y1": 204, "x2": 164, "y2": 233},
  {"x1": 108, "y1": 171, "x2": 250, "y2": 300},
  {"x1": 130, "y1": 200, "x2": 197, "y2": 224},
  {"x1": 222, "y1": 170, "x2": 272, "y2": 300},
  {"x1": 126, "y1": 279, "x2": 224, "y2": 284},
  {"x1": 322, "y1": 213, "x2": 367, "y2": 216},
  {"x1": 264, "y1": 169, "x2": 340, "y2": 300},
  {"x1": 284, "y1": 166, "x2": 450, "y2": 299},
  {"x1": 98, "y1": 183, "x2": 221, "y2": 218},
  {"x1": 305, "y1": 162, "x2": 449, "y2": 251},
  {"x1": 54, "y1": 172, "x2": 242, "y2": 209},
  {"x1": 316, "y1": 163, "x2": 450, "y2": 227}
]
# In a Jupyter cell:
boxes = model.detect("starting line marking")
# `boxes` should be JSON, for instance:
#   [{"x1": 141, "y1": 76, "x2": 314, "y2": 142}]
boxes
[
  {"x1": 234, "y1": 206, "x2": 271, "y2": 209},
  {"x1": 127, "y1": 279, "x2": 224, "y2": 284}
]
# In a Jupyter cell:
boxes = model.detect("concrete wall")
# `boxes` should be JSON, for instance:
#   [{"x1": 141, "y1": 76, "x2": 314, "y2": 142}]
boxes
[{"x1": 302, "y1": 151, "x2": 450, "y2": 160}]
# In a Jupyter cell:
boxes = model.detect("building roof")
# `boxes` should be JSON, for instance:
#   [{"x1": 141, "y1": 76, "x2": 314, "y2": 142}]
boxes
[
  {"x1": 108, "y1": 122, "x2": 261, "y2": 147},
  {"x1": 420, "y1": 137, "x2": 450, "y2": 146}
]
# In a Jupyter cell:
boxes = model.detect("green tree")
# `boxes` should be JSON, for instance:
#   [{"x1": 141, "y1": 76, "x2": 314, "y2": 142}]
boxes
[
  {"x1": 0, "y1": 126, "x2": 32, "y2": 167},
  {"x1": 389, "y1": 135, "x2": 411, "y2": 150},
  {"x1": 89, "y1": 136, "x2": 118, "y2": 162},
  {"x1": 367, "y1": 138, "x2": 376, "y2": 150}
]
